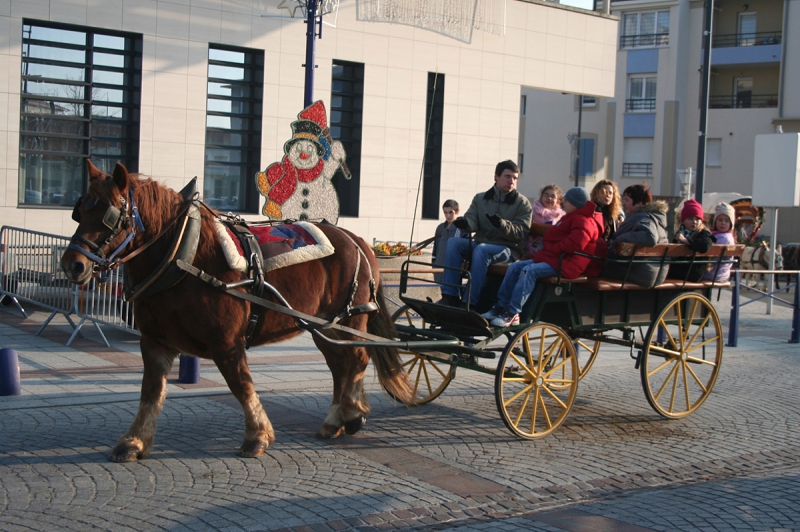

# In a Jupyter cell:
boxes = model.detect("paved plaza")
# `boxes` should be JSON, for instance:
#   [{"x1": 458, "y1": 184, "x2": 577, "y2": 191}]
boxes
[{"x1": 0, "y1": 288, "x2": 798, "y2": 531}]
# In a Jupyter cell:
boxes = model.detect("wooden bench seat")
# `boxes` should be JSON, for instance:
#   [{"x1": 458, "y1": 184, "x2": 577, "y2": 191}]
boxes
[
  {"x1": 485, "y1": 243, "x2": 743, "y2": 291},
  {"x1": 587, "y1": 278, "x2": 732, "y2": 291}
]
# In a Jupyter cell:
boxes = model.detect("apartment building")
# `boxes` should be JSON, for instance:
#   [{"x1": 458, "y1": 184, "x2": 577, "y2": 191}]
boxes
[{"x1": 520, "y1": 0, "x2": 800, "y2": 243}]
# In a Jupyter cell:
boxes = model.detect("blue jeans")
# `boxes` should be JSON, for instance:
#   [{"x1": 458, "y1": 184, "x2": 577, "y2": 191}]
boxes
[
  {"x1": 495, "y1": 260, "x2": 557, "y2": 314},
  {"x1": 441, "y1": 239, "x2": 512, "y2": 304}
]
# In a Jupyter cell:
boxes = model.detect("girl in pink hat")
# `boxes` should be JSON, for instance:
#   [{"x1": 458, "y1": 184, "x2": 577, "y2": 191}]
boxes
[{"x1": 669, "y1": 198, "x2": 715, "y2": 282}]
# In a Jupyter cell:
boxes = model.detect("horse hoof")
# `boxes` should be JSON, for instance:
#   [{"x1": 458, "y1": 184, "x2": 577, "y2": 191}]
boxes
[
  {"x1": 237, "y1": 441, "x2": 268, "y2": 457},
  {"x1": 109, "y1": 446, "x2": 142, "y2": 462},
  {"x1": 344, "y1": 416, "x2": 366, "y2": 435},
  {"x1": 316, "y1": 424, "x2": 344, "y2": 439}
]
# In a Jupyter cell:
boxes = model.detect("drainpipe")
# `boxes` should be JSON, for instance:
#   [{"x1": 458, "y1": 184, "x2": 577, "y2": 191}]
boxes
[{"x1": 778, "y1": 0, "x2": 789, "y2": 118}]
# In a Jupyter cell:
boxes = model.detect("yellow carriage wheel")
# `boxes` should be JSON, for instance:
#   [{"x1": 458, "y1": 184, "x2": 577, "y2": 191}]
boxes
[
  {"x1": 495, "y1": 323, "x2": 578, "y2": 439},
  {"x1": 389, "y1": 305, "x2": 452, "y2": 405},
  {"x1": 640, "y1": 293, "x2": 723, "y2": 419}
]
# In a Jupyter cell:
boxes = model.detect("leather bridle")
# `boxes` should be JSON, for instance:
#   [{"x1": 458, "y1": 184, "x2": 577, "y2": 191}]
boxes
[{"x1": 68, "y1": 187, "x2": 145, "y2": 270}]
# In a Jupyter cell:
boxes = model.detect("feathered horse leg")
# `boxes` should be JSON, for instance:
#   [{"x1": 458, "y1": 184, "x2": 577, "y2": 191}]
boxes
[
  {"x1": 109, "y1": 336, "x2": 176, "y2": 462},
  {"x1": 213, "y1": 341, "x2": 275, "y2": 456}
]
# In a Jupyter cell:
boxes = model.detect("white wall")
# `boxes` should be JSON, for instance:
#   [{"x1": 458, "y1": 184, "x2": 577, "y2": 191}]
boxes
[{"x1": 0, "y1": 0, "x2": 618, "y2": 245}]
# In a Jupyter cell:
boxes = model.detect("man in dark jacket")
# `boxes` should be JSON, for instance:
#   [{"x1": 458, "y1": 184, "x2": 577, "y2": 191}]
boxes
[
  {"x1": 438, "y1": 160, "x2": 532, "y2": 307},
  {"x1": 481, "y1": 187, "x2": 603, "y2": 327},
  {"x1": 600, "y1": 184, "x2": 670, "y2": 287}
]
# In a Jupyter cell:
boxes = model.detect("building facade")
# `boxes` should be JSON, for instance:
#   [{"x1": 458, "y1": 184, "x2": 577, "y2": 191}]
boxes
[
  {"x1": 0, "y1": 0, "x2": 617, "y2": 245},
  {"x1": 521, "y1": 0, "x2": 800, "y2": 243}
]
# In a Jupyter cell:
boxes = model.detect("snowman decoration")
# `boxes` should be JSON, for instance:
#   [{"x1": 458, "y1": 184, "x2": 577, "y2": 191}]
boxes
[{"x1": 256, "y1": 100, "x2": 349, "y2": 224}]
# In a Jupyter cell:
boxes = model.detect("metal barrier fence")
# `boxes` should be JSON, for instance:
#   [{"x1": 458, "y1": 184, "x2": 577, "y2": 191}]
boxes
[
  {"x1": 0, "y1": 226, "x2": 137, "y2": 347},
  {"x1": 728, "y1": 269, "x2": 800, "y2": 346}
]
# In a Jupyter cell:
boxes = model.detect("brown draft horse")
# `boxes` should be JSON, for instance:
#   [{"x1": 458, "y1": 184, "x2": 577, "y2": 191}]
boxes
[{"x1": 61, "y1": 161, "x2": 411, "y2": 462}]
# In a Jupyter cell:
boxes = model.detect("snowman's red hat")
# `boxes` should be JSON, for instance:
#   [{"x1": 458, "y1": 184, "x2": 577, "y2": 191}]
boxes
[{"x1": 290, "y1": 100, "x2": 328, "y2": 142}]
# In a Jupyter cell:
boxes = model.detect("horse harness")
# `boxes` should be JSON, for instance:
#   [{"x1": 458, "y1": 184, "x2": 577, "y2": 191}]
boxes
[{"x1": 205, "y1": 217, "x2": 379, "y2": 348}]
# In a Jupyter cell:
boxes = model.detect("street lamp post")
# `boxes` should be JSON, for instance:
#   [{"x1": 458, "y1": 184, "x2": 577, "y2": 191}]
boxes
[
  {"x1": 695, "y1": 0, "x2": 715, "y2": 202},
  {"x1": 303, "y1": 0, "x2": 321, "y2": 107},
  {"x1": 573, "y1": 96, "x2": 583, "y2": 187}
]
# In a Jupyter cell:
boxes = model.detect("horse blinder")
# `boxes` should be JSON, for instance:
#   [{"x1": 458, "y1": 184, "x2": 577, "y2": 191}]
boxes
[{"x1": 71, "y1": 196, "x2": 123, "y2": 230}]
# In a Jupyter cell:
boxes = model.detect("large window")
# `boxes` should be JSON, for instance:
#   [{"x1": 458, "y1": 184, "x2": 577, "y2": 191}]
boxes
[
  {"x1": 422, "y1": 72, "x2": 445, "y2": 220},
  {"x1": 204, "y1": 45, "x2": 263, "y2": 213},
  {"x1": 627, "y1": 76, "x2": 657, "y2": 112},
  {"x1": 19, "y1": 20, "x2": 142, "y2": 206},
  {"x1": 330, "y1": 60, "x2": 364, "y2": 218},
  {"x1": 621, "y1": 11, "x2": 669, "y2": 48}
]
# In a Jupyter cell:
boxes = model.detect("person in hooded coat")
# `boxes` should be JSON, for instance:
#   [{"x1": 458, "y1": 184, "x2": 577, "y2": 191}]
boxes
[{"x1": 600, "y1": 184, "x2": 670, "y2": 287}]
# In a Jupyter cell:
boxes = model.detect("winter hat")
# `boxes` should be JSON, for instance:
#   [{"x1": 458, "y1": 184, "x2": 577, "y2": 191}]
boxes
[
  {"x1": 680, "y1": 198, "x2": 705, "y2": 222},
  {"x1": 714, "y1": 202, "x2": 736, "y2": 225},
  {"x1": 563, "y1": 187, "x2": 590, "y2": 209}
]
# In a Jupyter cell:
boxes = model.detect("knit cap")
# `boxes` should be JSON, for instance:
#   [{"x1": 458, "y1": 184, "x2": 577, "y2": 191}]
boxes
[
  {"x1": 714, "y1": 202, "x2": 736, "y2": 224},
  {"x1": 563, "y1": 187, "x2": 590, "y2": 209},
  {"x1": 680, "y1": 198, "x2": 705, "y2": 222}
]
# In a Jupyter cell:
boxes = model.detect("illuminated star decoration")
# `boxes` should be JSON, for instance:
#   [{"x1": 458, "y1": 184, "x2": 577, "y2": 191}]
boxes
[{"x1": 276, "y1": 0, "x2": 304, "y2": 18}]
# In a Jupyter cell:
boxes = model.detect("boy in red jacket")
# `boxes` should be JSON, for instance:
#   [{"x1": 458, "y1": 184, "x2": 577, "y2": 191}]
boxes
[{"x1": 481, "y1": 187, "x2": 604, "y2": 327}]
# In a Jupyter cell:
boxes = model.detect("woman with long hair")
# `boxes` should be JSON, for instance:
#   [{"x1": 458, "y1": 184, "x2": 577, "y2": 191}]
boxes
[{"x1": 590, "y1": 179, "x2": 624, "y2": 241}]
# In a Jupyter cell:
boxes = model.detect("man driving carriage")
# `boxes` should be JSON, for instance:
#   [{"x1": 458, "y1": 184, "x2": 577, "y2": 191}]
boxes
[{"x1": 437, "y1": 160, "x2": 532, "y2": 308}]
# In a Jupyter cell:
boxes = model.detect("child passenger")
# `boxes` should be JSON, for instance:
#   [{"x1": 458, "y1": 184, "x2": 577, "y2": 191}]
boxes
[
  {"x1": 481, "y1": 187, "x2": 603, "y2": 327},
  {"x1": 432, "y1": 199, "x2": 466, "y2": 283},
  {"x1": 669, "y1": 198, "x2": 716, "y2": 282},
  {"x1": 702, "y1": 202, "x2": 736, "y2": 282}
]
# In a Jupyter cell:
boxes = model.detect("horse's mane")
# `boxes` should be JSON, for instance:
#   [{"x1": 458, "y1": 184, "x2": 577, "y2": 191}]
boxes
[{"x1": 128, "y1": 174, "x2": 218, "y2": 257}]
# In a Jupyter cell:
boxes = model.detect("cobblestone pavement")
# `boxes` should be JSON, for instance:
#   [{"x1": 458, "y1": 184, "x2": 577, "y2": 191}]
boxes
[{"x1": 0, "y1": 288, "x2": 798, "y2": 532}]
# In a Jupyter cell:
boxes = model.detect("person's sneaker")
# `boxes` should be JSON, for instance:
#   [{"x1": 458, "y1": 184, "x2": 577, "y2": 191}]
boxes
[
  {"x1": 480, "y1": 306, "x2": 503, "y2": 320},
  {"x1": 435, "y1": 294, "x2": 462, "y2": 307},
  {"x1": 491, "y1": 310, "x2": 520, "y2": 327}
]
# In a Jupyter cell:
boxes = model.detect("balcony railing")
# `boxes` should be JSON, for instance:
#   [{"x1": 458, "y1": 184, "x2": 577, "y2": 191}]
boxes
[
  {"x1": 709, "y1": 94, "x2": 778, "y2": 109},
  {"x1": 620, "y1": 33, "x2": 669, "y2": 49},
  {"x1": 712, "y1": 31, "x2": 782, "y2": 48},
  {"x1": 622, "y1": 163, "x2": 653, "y2": 178},
  {"x1": 626, "y1": 98, "x2": 656, "y2": 112}
]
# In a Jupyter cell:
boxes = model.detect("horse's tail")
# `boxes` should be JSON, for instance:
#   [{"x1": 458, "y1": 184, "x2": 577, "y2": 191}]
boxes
[{"x1": 367, "y1": 284, "x2": 413, "y2": 404}]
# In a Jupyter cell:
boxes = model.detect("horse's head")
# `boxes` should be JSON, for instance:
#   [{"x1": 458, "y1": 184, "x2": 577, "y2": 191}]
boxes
[{"x1": 61, "y1": 160, "x2": 143, "y2": 285}]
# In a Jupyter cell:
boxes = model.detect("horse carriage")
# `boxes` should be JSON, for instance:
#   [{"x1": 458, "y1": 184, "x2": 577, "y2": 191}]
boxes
[
  {"x1": 61, "y1": 162, "x2": 744, "y2": 459},
  {"x1": 389, "y1": 241, "x2": 743, "y2": 439}
]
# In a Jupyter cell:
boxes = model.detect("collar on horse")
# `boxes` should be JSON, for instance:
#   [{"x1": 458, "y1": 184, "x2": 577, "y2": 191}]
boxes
[{"x1": 124, "y1": 179, "x2": 202, "y2": 301}]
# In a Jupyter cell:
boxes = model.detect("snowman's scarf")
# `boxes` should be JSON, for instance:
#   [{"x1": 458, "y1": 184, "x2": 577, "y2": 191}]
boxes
[{"x1": 214, "y1": 220, "x2": 334, "y2": 273}]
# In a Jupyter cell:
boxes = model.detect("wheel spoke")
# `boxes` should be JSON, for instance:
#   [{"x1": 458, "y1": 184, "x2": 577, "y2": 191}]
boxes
[
  {"x1": 420, "y1": 361, "x2": 433, "y2": 396},
  {"x1": 681, "y1": 360, "x2": 691, "y2": 411},
  {"x1": 403, "y1": 356, "x2": 420, "y2": 372},
  {"x1": 509, "y1": 352, "x2": 537, "y2": 380},
  {"x1": 685, "y1": 313, "x2": 712, "y2": 348},
  {"x1": 657, "y1": 317, "x2": 679, "y2": 350},
  {"x1": 648, "y1": 343, "x2": 679, "y2": 357},
  {"x1": 685, "y1": 334, "x2": 720, "y2": 354},
  {"x1": 541, "y1": 383, "x2": 568, "y2": 409},
  {"x1": 684, "y1": 355, "x2": 718, "y2": 367},
  {"x1": 504, "y1": 383, "x2": 535, "y2": 408},
  {"x1": 653, "y1": 360, "x2": 680, "y2": 402},
  {"x1": 523, "y1": 334, "x2": 533, "y2": 367},
  {"x1": 513, "y1": 388, "x2": 533, "y2": 426},
  {"x1": 684, "y1": 362, "x2": 710, "y2": 393},
  {"x1": 425, "y1": 358, "x2": 449, "y2": 379},
  {"x1": 543, "y1": 351, "x2": 573, "y2": 379},
  {"x1": 538, "y1": 392, "x2": 553, "y2": 429},
  {"x1": 647, "y1": 357, "x2": 675, "y2": 378},
  {"x1": 667, "y1": 360, "x2": 680, "y2": 412}
]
